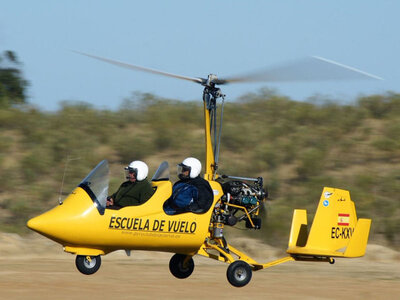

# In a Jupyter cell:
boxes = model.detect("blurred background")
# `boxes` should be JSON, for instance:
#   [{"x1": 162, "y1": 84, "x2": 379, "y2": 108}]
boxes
[{"x1": 0, "y1": 1, "x2": 399, "y2": 249}]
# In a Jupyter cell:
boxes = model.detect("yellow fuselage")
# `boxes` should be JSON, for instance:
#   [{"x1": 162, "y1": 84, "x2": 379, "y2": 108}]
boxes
[{"x1": 27, "y1": 180, "x2": 223, "y2": 256}]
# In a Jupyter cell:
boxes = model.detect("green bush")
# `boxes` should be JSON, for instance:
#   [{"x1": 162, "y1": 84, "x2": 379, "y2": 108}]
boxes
[{"x1": 296, "y1": 148, "x2": 326, "y2": 180}]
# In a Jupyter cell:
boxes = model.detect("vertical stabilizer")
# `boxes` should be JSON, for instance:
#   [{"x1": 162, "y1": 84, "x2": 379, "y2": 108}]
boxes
[{"x1": 287, "y1": 187, "x2": 371, "y2": 258}]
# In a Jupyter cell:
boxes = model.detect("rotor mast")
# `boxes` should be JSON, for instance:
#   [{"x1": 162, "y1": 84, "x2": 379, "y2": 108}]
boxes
[
  {"x1": 203, "y1": 99, "x2": 215, "y2": 180},
  {"x1": 202, "y1": 75, "x2": 225, "y2": 180}
]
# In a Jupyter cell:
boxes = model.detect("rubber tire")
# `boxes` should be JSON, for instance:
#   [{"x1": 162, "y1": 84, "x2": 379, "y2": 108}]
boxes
[
  {"x1": 169, "y1": 254, "x2": 194, "y2": 279},
  {"x1": 75, "y1": 255, "x2": 101, "y2": 275},
  {"x1": 226, "y1": 260, "x2": 252, "y2": 287}
]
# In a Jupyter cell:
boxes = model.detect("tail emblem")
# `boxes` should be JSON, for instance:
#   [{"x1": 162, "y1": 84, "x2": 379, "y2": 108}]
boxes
[{"x1": 338, "y1": 213, "x2": 350, "y2": 226}]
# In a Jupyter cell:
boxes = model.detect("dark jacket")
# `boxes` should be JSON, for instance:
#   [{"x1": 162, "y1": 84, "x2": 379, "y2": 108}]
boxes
[
  {"x1": 170, "y1": 176, "x2": 214, "y2": 213},
  {"x1": 111, "y1": 179, "x2": 154, "y2": 207}
]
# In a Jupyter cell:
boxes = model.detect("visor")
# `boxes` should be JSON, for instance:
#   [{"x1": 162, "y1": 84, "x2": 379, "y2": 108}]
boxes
[
  {"x1": 124, "y1": 167, "x2": 137, "y2": 179},
  {"x1": 177, "y1": 163, "x2": 191, "y2": 177}
]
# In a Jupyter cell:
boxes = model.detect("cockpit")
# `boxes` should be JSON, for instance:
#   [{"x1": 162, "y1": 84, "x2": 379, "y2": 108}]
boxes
[{"x1": 77, "y1": 160, "x2": 171, "y2": 215}]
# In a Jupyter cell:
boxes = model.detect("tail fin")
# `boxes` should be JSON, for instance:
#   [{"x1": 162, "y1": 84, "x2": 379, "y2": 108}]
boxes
[{"x1": 287, "y1": 187, "x2": 371, "y2": 258}]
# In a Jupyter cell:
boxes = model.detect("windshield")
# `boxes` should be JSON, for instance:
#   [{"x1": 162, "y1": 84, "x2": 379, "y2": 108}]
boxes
[
  {"x1": 152, "y1": 161, "x2": 170, "y2": 181},
  {"x1": 79, "y1": 160, "x2": 109, "y2": 215}
]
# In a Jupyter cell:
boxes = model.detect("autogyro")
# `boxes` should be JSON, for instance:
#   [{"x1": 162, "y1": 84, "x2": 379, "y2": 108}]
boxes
[{"x1": 28, "y1": 53, "x2": 376, "y2": 287}]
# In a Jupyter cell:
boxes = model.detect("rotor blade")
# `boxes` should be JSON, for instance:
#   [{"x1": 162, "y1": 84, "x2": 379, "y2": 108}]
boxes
[
  {"x1": 217, "y1": 56, "x2": 383, "y2": 84},
  {"x1": 73, "y1": 51, "x2": 205, "y2": 85}
]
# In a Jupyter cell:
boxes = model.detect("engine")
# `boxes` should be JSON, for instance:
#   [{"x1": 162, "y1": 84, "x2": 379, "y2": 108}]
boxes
[{"x1": 211, "y1": 176, "x2": 267, "y2": 238}]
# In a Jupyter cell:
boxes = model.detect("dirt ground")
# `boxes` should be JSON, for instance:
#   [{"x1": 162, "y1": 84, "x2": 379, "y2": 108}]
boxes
[{"x1": 0, "y1": 233, "x2": 399, "y2": 300}]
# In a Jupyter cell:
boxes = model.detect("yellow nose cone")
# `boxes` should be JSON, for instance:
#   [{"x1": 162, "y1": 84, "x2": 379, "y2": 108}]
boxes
[
  {"x1": 26, "y1": 187, "x2": 99, "y2": 245},
  {"x1": 27, "y1": 214, "x2": 50, "y2": 235},
  {"x1": 26, "y1": 216, "x2": 40, "y2": 232},
  {"x1": 27, "y1": 212, "x2": 59, "y2": 240}
]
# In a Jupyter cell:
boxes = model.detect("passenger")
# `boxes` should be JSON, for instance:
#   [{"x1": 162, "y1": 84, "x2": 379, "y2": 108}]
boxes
[
  {"x1": 107, "y1": 160, "x2": 154, "y2": 208},
  {"x1": 165, "y1": 157, "x2": 214, "y2": 214}
]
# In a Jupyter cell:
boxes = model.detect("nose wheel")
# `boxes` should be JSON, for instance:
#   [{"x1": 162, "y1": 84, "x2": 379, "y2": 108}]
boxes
[
  {"x1": 75, "y1": 255, "x2": 102, "y2": 275},
  {"x1": 226, "y1": 260, "x2": 252, "y2": 287}
]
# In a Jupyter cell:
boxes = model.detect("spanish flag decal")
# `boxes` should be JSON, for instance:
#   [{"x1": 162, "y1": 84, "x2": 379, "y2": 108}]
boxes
[{"x1": 338, "y1": 213, "x2": 350, "y2": 226}]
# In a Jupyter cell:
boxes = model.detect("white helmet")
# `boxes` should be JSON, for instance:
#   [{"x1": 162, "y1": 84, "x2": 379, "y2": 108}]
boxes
[
  {"x1": 125, "y1": 160, "x2": 149, "y2": 181},
  {"x1": 178, "y1": 157, "x2": 201, "y2": 179}
]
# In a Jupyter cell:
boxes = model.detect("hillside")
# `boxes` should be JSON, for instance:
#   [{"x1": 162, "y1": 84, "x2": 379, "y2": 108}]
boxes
[{"x1": 0, "y1": 91, "x2": 399, "y2": 248}]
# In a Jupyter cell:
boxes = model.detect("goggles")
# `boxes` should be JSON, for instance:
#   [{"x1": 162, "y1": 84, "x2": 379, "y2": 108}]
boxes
[
  {"x1": 124, "y1": 167, "x2": 138, "y2": 178},
  {"x1": 177, "y1": 163, "x2": 191, "y2": 176}
]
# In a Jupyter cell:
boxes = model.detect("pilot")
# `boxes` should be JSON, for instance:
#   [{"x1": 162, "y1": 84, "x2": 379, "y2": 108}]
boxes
[
  {"x1": 107, "y1": 160, "x2": 154, "y2": 208},
  {"x1": 164, "y1": 157, "x2": 214, "y2": 214}
]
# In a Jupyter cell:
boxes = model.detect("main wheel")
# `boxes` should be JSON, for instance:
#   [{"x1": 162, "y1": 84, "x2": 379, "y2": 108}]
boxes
[
  {"x1": 75, "y1": 255, "x2": 101, "y2": 275},
  {"x1": 226, "y1": 260, "x2": 252, "y2": 287},
  {"x1": 169, "y1": 254, "x2": 194, "y2": 279}
]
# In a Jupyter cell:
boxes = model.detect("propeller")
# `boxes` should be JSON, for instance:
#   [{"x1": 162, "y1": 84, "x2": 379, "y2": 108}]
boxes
[{"x1": 74, "y1": 51, "x2": 383, "y2": 88}]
